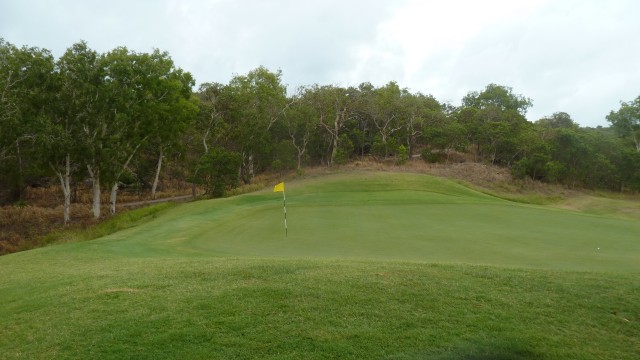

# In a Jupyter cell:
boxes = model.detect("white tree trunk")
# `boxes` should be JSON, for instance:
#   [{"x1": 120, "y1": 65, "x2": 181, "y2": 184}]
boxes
[
  {"x1": 330, "y1": 113, "x2": 340, "y2": 166},
  {"x1": 110, "y1": 182, "x2": 118, "y2": 215},
  {"x1": 151, "y1": 148, "x2": 163, "y2": 200},
  {"x1": 54, "y1": 154, "x2": 72, "y2": 225},
  {"x1": 109, "y1": 142, "x2": 143, "y2": 215},
  {"x1": 632, "y1": 132, "x2": 640, "y2": 152},
  {"x1": 330, "y1": 135, "x2": 338, "y2": 166},
  {"x1": 297, "y1": 148, "x2": 304, "y2": 170},
  {"x1": 248, "y1": 154, "x2": 254, "y2": 179},
  {"x1": 89, "y1": 168, "x2": 101, "y2": 219}
]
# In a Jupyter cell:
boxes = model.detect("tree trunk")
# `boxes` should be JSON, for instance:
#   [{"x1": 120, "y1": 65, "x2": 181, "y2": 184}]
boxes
[
  {"x1": 151, "y1": 147, "x2": 163, "y2": 200},
  {"x1": 248, "y1": 154, "x2": 254, "y2": 180},
  {"x1": 330, "y1": 135, "x2": 338, "y2": 166},
  {"x1": 54, "y1": 154, "x2": 72, "y2": 225},
  {"x1": 109, "y1": 143, "x2": 142, "y2": 215},
  {"x1": 297, "y1": 150, "x2": 303, "y2": 170},
  {"x1": 633, "y1": 132, "x2": 640, "y2": 152},
  {"x1": 110, "y1": 182, "x2": 118, "y2": 215},
  {"x1": 89, "y1": 168, "x2": 101, "y2": 219}
]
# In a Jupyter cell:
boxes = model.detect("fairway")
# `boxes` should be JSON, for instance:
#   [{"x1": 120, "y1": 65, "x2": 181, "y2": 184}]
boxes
[{"x1": 1, "y1": 171, "x2": 639, "y2": 359}]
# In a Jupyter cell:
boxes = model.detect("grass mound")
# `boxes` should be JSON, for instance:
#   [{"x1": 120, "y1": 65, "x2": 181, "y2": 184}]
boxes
[
  {"x1": 86, "y1": 171, "x2": 639, "y2": 272},
  {"x1": 1, "y1": 171, "x2": 639, "y2": 359}
]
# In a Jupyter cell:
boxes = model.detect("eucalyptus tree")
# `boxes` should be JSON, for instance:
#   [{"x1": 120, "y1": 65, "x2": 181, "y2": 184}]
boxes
[
  {"x1": 56, "y1": 41, "x2": 107, "y2": 218},
  {"x1": 311, "y1": 85, "x2": 358, "y2": 166},
  {"x1": 607, "y1": 95, "x2": 640, "y2": 152},
  {"x1": 0, "y1": 39, "x2": 55, "y2": 202},
  {"x1": 97, "y1": 47, "x2": 149, "y2": 215},
  {"x1": 284, "y1": 87, "x2": 316, "y2": 169},
  {"x1": 225, "y1": 67, "x2": 287, "y2": 181},
  {"x1": 401, "y1": 92, "x2": 443, "y2": 157},
  {"x1": 97, "y1": 48, "x2": 198, "y2": 212},
  {"x1": 362, "y1": 82, "x2": 404, "y2": 158},
  {"x1": 141, "y1": 51, "x2": 197, "y2": 200},
  {"x1": 196, "y1": 82, "x2": 228, "y2": 154},
  {"x1": 460, "y1": 84, "x2": 532, "y2": 164}
]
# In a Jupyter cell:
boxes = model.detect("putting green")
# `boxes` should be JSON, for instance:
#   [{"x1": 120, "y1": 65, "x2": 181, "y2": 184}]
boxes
[{"x1": 64, "y1": 171, "x2": 639, "y2": 272}]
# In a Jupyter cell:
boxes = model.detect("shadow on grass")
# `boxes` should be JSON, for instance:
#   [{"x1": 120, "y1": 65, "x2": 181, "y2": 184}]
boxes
[{"x1": 392, "y1": 337, "x2": 543, "y2": 360}]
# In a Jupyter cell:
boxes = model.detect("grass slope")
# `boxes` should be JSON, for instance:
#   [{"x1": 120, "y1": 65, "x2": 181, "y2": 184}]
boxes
[
  {"x1": 1, "y1": 171, "x2": 639, "y2": 359},
  {"x1": 87, "y1": 172, "x2": 638, "y2": 272}
]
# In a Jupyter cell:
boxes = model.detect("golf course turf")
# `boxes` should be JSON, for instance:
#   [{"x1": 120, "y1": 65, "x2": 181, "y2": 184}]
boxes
[{"x1": 1, "y1": 171, "x2": 639, "y2": 359}]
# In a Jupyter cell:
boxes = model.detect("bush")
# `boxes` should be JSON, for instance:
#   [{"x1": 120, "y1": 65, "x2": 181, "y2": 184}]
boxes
[
  {"x1": 544, "y1": 161, "x2": 567, "y2": 184},
  {"x1": 192, "y1": 148, "x2": 242, "y2": 197},
  {"x1": 396, "y1": 145, "x2": 409, "y2": 165},
  {"x1": 421, "y1": 148, "x2": 440, "y2": 163},
  {"x1": 335, "y1": 134, "x2": 354, "y2": 165},
  {"x1": 273, "y1": 141, "x2": 297, "y2": 170}
]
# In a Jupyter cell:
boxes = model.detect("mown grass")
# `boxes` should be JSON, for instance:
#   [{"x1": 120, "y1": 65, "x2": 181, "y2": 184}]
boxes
[
  {"x1": 1, "y1": 171, "x2": 639, "y2": 359},
  {"x1": 35, "y1": 202, "x2": 178, "y2": 247},
  {"x1": 1, "y1": 256, "x2": 638, "y2": 359},
  {"x1": 87, "y1": 172, "x2": 640, "y2": 272}
]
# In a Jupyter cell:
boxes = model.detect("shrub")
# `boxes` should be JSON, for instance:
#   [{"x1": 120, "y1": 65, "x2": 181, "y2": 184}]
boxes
[
  {"x1": 397, "y1": 145, "x2": 409, "y2": 165},
  {"x1": 192, "y1": 148, "x2": 242, "y2": 198},
  {"x1": 421, "y1": 148, "x2": 440, "y2": 163}
]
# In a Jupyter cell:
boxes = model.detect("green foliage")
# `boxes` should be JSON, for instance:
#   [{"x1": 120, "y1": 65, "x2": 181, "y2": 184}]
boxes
[
  {"x1": 607, "y1": 95, "x2": 640, "y2": 152},
  {"x1": 396, "y1": 144, "x2": 409, "y2": 164},
  {"x1": 272, "y1": 140, "x2": 297, "y2": 170},
  {"x1": 0, "y1": 39, "x2": 56, "y2": 202},
  {"x1": 421, "y1": 148, "x2": 440, "y2": 163},
  {"x1": 4, "y1": 35, "x2": 640, "y2": 212},
  {"x1": 544, "y1": 160, "x2": 567, "y2": 183},
  {"x1": 193, "y1": 147, "x2": 242, "y2": 197},
  {"x1": 334, "y1": 134, "x2": 354, "y2": 165},
  {"x1": 462, "y1": 83, "x2": 532, "y2": 115}
]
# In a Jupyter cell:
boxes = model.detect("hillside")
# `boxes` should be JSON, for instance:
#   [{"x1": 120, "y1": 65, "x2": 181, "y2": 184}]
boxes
[
  {"x1": 2, "y1": 161, "x2": 640, "y2": 255},
  {"x1": 1, "y1": 170, "x2": 639, "y2": 359}
]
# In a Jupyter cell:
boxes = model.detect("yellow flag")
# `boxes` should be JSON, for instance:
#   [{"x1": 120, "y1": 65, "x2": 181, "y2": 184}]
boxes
[{"x1": 273, "y1": 182, "x2": 285, "y2": 192}]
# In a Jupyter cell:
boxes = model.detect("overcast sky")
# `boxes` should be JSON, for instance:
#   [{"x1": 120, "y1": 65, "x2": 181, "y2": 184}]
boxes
[{"x1": 2, "y1": 0, "x2": 639, "y2": 127}]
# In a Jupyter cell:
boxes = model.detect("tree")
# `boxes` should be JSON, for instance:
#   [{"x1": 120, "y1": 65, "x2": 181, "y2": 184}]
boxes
[
  {"x1": 401, "y1": 92, "x2": 442, "y2": 158},
  {"x1": 284, "y1": 86, "x2": 316, "y2": 169},
  {"x1": 0, "y1": 39, "x2": 55, "y2": 203},
  {"x1": 460, "y1": 84, "x2": 532, "y2": 164},
  {"x1": 367, "y1": 82, "x2": 404, "y2": 158},
  {"x1": 139, "y1": 50, "x2": 197, "y2": 200},
  {"x1": 312, "y1": 85, "x2": 358, "y2": 166},
  {"x1": 607, "y1": 95, "x2": 640, "y2": 152},
  {"x1": 193, "y1": 147, "x2": 242, "y2": 198},
  {"x1": 225, "y1": 67, "x2": 287, "y2": 181},
  {"x1": 57, "y1": 41, "x2": 106, "y2": 218},
  {"x1": 462, "y1": 83, "x2": 532, "y2": 115},
  {"x1": 196, "y1": 82, "x2": 228, "y2": 154}
]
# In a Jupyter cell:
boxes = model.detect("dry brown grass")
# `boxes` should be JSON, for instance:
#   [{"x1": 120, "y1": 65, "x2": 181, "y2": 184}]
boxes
[
  {"x1": 1, "y1": 178, "x2": 197, "y2": 255},
  {"x1": 0, "y1": 204, "x2": 94, "y2": 254}
]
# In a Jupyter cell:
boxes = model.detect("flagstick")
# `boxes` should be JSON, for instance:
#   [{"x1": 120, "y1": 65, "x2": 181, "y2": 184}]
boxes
[{"x1": 282, "y1": 190, "x2": 287, "y2": 237}]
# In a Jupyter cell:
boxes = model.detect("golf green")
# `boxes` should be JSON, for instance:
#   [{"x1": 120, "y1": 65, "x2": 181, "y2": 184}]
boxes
[{"x1": 66, "y1": 171, "x2": 639, "y2": 273}]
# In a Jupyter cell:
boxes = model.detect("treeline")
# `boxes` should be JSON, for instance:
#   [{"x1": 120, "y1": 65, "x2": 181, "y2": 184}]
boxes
[{"x1": 2, "y1": 39, "x2": 640, "y2": 223}]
